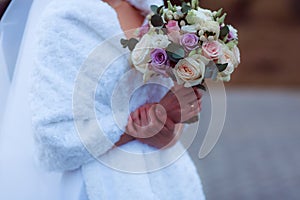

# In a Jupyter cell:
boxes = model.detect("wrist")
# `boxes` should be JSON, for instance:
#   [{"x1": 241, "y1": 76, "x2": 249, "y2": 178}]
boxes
[{"x1": 114, "y1": 133, "x2": 135, "y2": 147}]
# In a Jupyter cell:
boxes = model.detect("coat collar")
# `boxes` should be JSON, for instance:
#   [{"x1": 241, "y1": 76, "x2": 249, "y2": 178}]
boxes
[{"x1": 103, "y1": 0, "x2": 163, "y2": 15}]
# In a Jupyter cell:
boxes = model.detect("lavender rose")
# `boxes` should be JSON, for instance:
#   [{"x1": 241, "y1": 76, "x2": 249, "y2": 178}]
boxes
[
  {"x1": 180, "y1": 33, "x2": 199, "y2": 52},
  {"x1": 227, "y1": 25, "x2": 238, "y2": 41},
  {"x1": 150, "y1": 48, "x2": 170, "y2": 77}
]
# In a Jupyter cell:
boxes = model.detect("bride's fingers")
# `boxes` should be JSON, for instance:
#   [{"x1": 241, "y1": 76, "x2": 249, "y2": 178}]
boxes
[
  {"x1": 176, "y1": 90, "x2": 198, "y2": 105},
  {"x1": 148, "y1": 104, "x2": 165, "y2": 132},
  {"x1": 197, "y1": 99, "x2": 202, "y2": 112},
  {"x1": 126, "y1": 117, "x2": 137, "y2": 137},
  {"x1": 132, "y1": 109, "x2": 141, "y2": 126},
  {"x1": 185, "y1": 100, "x2": 201, "y2": 120},
  {"x1": 140, "y1": 106, "x2": 148, "y2": 127},
  {"x1": 163, "y1": 117, "x2": 175, "y2": 133},
  {"x1": 176, "y1": 87, "x2": 194, "y2": 98}
]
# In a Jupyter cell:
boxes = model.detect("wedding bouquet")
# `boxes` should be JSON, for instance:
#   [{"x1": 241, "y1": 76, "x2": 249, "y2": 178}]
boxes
[{"x1": 121, "y1": 0, "x2": 240, "y2": 89}]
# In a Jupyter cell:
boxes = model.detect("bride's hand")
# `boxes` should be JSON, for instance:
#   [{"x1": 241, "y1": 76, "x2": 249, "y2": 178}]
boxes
[
  {"x1": 126, "y1": 103, "x2": 177, "y2": 149},
  {"x1": 159, "y1": 83, "x2": 202, "y2": 123}
]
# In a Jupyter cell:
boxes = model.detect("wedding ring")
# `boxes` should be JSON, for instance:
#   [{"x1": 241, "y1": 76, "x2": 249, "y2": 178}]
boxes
[{"x1": 190, "y1": 104, "x2": 195, "y2": 108}]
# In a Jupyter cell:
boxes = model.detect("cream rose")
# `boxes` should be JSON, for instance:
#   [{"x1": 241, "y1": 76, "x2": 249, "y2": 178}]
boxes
[
  {"x1": 131, "y1": 34, "x2": 153, "y2": 73},
  {"x1": 173, "y1": 54, "x2": 209, "y2": 87},
  {"x1": 151, "y1": 34, "x2": 171, "y2": 49},
  {"x1": 202, "y1": 41, "x2": 222, "y2": 60},
  {"x1": 219, "y1": 46, "x2": 235, "y2": 75}
]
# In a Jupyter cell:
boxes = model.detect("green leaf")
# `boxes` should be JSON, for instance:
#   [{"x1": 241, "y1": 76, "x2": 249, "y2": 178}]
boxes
[
  {"x1": 167, "y1": 0, "x2": 174, "y2": 11},
  {"x1": 226, "y1": 41, "x2": 238, "y2": 49},
  {"x1": 158, "y1": 5, "x2": 164, "y2": 15},
  {"x1": 188, "y1": 50, "x2": 197, "y2": 57},
  {"x1": 166, "y1": 43, "x2": 182, "y2": 53},
  {"x1": 151, "y1": 14, "x2": 164, "y2": 27},
  {"x1": 120, "y1": 38, "x2": 128, "y2": 48},
  {"x1": 195, "y1": 84, "x2": 207, "y2": 91},
  {"x1": 217, "y1": 13, "x2": 227, "y2": 24},
  {"x1": 151, "y1": 5, "x2": 158, "y2": 14},
  {"x1": 127, "y1": 38, "x2": 139, "y2": 51},
  {"x1": 191, "y1": 0, "x2": 199, "y2": 9},
  {"x1": 216, "y1": 63, "x2": 228, "y2": 72},
  {"x1": 220, "y1": 25, "x2": 229, "y2": 38},
  {"x1": 166, "y1": 43, "x2": 185, "y2": 62},
  {"x1": 181, "y1": 3, "x2": 191, "y2": 14},
  {"x1": 215, "y1": 8, "x2": 223, "y2": 18}
]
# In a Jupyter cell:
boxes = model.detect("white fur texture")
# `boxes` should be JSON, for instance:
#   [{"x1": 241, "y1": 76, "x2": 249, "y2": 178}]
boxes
[{"x1": 30, "y1": 0, "x2": 205, "y2": 199}]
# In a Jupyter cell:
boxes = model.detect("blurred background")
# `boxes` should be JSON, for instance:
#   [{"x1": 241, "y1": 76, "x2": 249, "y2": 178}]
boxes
[
  {"x1": 188, "y1": 0, "x2": 300, "y2": 200},
  {"x1": 0, "y1": 0, "x2": 300, "y2": 200}
]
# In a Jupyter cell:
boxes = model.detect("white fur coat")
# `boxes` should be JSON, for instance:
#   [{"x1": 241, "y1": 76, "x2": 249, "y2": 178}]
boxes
[{"x1": 30, "y1": 0, "x2": 205, "y2": 199}]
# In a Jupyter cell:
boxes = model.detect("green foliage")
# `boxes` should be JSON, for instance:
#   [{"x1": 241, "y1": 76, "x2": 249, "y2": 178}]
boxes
[
  {"x1": 181, "y1": 3, "x2": 192, "y2": 14},
  {"x1": 216, "y1": 63, "x2": 228, "y2": 72},
  {"x1": 120, "y1": 38, "x2": 138, "y2": 51},
  {"x1": 128, "y1": 38, "x2": 139, "y2": 51},
  {"x1": 220, "y1": 25, "x2": 229, "y2": 38},
  {"x1": 120, "y1": 38, "x2": 128, "y2": 48},
  {"x1": 151, "y1": 14, "x2": 164, "y2": 27},
  {"x1": 166, "y1": 43, "x2": 185, "y2": 62},
  {"x1": 195, "y1": 84, "x2": 207, "y2": 91},
  {"x1": 151, "y1": 5, "x2": 159, "y2": 14},
  {"x1": 217, "y1": 13, "x2": 227, "y2": 24}
]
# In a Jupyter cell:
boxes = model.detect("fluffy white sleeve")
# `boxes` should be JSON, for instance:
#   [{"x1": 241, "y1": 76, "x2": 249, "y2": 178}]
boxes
[{"x1": 30, "y1": 0, "x2": 127, "y2": 171}]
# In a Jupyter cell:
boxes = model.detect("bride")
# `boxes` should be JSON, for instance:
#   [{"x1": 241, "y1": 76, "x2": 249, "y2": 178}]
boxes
[{"x1": 1, "y1": 0, "x2": 205, "y2": 199}]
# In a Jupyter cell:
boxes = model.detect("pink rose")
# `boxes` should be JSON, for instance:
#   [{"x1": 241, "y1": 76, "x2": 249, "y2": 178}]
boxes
[
  {"x1": 166, "y1": 20, "x2": 180, "y2": 32},
  {"x1": 202, "y1": 41, "x2": 222, "y2": 60},
  {"x1": 166, "y1": 20, "x2": 180, "y2": 43},
  {"x1": 137, "y1": 24, "x2": 150, "y2": 38}
]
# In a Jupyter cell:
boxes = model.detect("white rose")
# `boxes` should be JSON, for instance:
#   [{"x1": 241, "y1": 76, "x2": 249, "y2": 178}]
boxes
[
  {"x1": 131, "y1": 34, "x2": 153, "y2": 73},
  {"x1": 151, "y1": 34, "x2": 171, "y2": 49},
  {"x1": 232, "y1": 45, "x2": 240, "y2": 67},
  {"x1": 181, "y1": 25, "x2": 198, "y2": 33},
  {"x1": 186, "y1": 9, "x2": 213, "y2": 25},
  {"x1": 196, "y1": 8, "x2": 213, "y2": 20},
  {"x1": 217, "y1": 44, "x2": 239, "y2": 81},
  {"x1": 200, "y1": 20, "x2": 220, "y2": 39},
  {"x1": 173, "y1": 54, "x2": 209, "y2": 87}
]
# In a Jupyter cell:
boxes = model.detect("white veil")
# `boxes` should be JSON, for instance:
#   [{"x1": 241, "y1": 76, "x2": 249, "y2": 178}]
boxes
[{"x1": 0, "y1": 1, "x2": 62, "y2": 199}]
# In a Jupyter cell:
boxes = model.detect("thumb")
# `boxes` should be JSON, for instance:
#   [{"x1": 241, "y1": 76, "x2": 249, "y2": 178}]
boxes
[{"x1": 148, "y1": 104, "x2": 167, "y2": 125}]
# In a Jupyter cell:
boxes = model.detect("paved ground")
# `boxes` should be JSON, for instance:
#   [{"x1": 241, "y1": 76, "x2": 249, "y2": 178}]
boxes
[{"x1": 188, "y1": 88, "x2": 300, "y2": 200}]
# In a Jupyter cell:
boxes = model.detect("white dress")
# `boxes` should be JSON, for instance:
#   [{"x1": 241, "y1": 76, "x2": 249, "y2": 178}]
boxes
[
  {"x1": 1, "y1": 0, "x2": 206, "y2": 199},
  {"x1": 0, "y1": 0, "x2": 62, "y2": 200}
]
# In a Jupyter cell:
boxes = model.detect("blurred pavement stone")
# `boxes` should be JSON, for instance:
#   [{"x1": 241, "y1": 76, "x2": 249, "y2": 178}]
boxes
[{"x1": 188, "y1": 88, "x2": 300, "y2": 200}]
